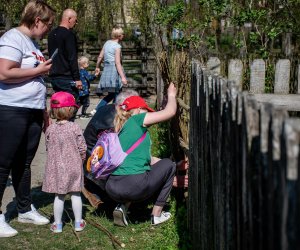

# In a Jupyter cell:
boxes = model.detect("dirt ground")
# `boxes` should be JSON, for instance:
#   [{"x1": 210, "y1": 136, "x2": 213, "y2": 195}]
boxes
[{"x1": 2, "y1": 95, "x2": 156, "y2": 216}]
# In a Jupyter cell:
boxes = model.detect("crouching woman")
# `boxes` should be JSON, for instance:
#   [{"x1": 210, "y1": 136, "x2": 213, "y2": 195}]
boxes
[{"x1": 106, "y1": 83, "x2": 177, "y2": 227}]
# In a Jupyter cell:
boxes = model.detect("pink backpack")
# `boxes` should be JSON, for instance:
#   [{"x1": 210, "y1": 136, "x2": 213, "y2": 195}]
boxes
[{"x1": 86, "y1": 131, "x2": 146, "y2": 179}]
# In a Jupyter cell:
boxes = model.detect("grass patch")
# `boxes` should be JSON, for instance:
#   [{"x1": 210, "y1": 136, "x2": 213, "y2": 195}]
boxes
[{"x1": 2, "y1": 187, "x2": 181, "y2": 249}]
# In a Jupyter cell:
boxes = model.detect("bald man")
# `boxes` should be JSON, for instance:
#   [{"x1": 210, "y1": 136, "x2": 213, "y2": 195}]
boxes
[{"x1": 48, "y1": 8, "x2": 82, "y2": 119}]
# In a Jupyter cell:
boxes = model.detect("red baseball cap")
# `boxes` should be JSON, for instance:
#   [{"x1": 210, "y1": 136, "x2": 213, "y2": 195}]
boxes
[
  {"x1": 50, "y1": 92, "x2": 79, "y2": 108},
  {"x1": 120, "y1": 96, "x2": 155, "y2": 112}
]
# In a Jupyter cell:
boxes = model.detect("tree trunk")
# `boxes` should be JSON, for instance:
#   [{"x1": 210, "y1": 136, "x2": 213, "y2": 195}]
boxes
[{"x1": 120, "y1": 0, "x2": 127, "y2": 29}]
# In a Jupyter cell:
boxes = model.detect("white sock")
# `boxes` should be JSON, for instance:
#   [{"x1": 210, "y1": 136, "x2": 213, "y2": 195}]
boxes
[
  {"x1": 54, "y1": 194, "x2": 65, "y2": 224},
  {"x1": 70, "y1": 192, "x2": 82, "y2": 222}
]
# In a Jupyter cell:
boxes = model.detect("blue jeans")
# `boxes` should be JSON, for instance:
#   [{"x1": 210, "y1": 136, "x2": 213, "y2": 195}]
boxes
[{"x1": 95, "y1": 93, "x2": 117, "y2": 111}]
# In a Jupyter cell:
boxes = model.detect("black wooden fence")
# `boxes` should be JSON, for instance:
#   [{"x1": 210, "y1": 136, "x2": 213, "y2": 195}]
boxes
[{"x1": 188, "y1": 60, "x2": 300, "y2": 250}]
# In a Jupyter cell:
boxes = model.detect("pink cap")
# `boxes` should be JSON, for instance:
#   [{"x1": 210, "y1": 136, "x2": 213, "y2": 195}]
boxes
[{"x1": 50, "y1": 92, "x2": 79, "y2": 108}]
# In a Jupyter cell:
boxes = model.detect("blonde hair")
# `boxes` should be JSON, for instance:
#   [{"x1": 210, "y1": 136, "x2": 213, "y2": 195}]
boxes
[
  {"x1": 20, "y1": 0, "x2": 56, "y2": 29},
  {"x1": 114, "y1": 90, "x2": 139, "y2": 132},
  {"x1": 114, "y1": 106, "x2": 135, "y2": 132},
  {"x1": 111, "y1": 27, "x2": 124, "y2": 39},
  {"x1": 50, "y1": 106, "x2": 76, "y2": 121},
  {"x1": 78, "y1": 56, "x2": 89, "y2": 67}
]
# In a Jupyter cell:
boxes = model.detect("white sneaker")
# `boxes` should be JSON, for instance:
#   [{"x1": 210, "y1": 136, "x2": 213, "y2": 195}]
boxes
[
  {"x1": 0, "y1": 214, "x2": 18, "y2": 237},
  {"x1": 90, "y1": 109, "x2": 97, "y2": 115},
  {"x1": 151, "y1": 211, "x2": 171, "y2": 225},
  {"x1": 18, "y1": 205, "x2": 49, "y2": 225},
  {"x1": 113, "y1": 204, "x2": 128, "y2": 227}
]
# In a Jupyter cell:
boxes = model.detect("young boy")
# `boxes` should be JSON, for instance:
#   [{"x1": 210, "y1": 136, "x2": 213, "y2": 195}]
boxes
[{"x1": 78, "y1": 56, "x2": 99, "y2": 118}]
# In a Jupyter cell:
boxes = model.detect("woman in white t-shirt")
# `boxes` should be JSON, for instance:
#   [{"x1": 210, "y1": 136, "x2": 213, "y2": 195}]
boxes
[{"x1": 0, "y1": 0, "x2": 56, "y2": 238}]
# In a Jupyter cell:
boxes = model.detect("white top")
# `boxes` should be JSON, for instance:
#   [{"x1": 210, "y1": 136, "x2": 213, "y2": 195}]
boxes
[{"x1": 0, "y1": 28, "x2": 47, "y2": 109}]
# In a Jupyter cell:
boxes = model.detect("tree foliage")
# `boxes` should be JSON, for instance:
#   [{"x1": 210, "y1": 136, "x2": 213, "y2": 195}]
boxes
[
  {"x1": 131, "y1": 0, "x2": 300, "y2": 60},
  {"x1": 0, "y1": 0, "x2": 126, "y2": 43}
]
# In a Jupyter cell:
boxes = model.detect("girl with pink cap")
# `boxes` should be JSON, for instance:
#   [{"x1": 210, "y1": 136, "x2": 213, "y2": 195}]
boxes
[{"x1": 42, "y1": 91, "x2": 87, "y2": 233}]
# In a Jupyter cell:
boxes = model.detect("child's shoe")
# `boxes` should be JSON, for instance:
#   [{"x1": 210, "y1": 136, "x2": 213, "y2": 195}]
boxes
[
  {"x1": 80, "y1": 114, "x2": 90, "y2": 119},
  {"x1": 151, "y1": 211, "x2": 171, "y2": 225},
  {"x1": 90, "y1": 109, "x2": 97, "y2": 116},
  {"x1": 113, "y1": 204, "x2": 128, "y2": 227},
  {"x1": 74, "y1": 220, "x2": 86, "y2": 232},
  {"x1": 50, "y1": 222, "x2": 63, "y2": 233},
  {"x1": 18, "y1": 204, "x2": 49, "y2": 225},
  {"x1": 0, "y1": 214, "x2": 18, "y2": 237}
]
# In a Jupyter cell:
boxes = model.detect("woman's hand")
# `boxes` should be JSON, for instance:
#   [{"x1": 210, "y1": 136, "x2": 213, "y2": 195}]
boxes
[
  {"x1": 95, "y1": 67, "x2": 101, "y2": 75},
  {"x1": 37, "y1": 59, "x2": 52, "y2": 75},
  {"x1": 167, "y1": 82, "x2": 177, "y2": 98},
  {"x1": 143, "y1": 82, "x2": 177, "y2": 127},
  {"x1": 121, "y1": 77, "x2": 128, "y2": 85}
]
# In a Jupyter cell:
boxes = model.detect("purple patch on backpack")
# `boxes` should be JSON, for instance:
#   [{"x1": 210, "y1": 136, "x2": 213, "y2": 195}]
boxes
[
  {"x1": 87, "y1": 132, "x2": 127, "y2": 179},
  {"x1": 86, "y1": 131, "x2": 147, "y2": 180}
]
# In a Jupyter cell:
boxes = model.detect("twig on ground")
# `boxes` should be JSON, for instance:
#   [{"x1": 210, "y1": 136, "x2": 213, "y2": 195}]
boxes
[
  {"x1": 39, "y1": 208, "x2": 51, "y2": 220},
  {"x1": 64, "y1": 209, "x2": 81, "y2": 242},
  {"x1": 85, "y1": 218, "x2": 126, "y2": 248}
]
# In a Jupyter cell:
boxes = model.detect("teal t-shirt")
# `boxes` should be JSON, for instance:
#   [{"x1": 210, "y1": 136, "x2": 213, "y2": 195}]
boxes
[{"x1": 112, "y1": 112, "x2": 151, "y2": 175}]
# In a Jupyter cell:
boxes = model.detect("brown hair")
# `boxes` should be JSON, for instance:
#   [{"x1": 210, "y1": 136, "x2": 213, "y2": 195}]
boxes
[
  {"x1": 50, "y1": 106, "x2": 76, "y2": 121},
  {"x1": 20, "y1": 0, "x2": 56, "y2": 29}
]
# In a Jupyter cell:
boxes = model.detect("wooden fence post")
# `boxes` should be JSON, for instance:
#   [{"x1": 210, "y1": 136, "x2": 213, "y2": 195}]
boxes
[
  {"x1": 207, "y1": 57, "x2": 221, "y2": 75},
  {"x1": 250, "y1": 59, "x2": 265, "y2": 94},
  {"x1": 228, "y1": 59, "x2": 243, "y2": 90},
  {"x1": 274, "y1": 59, "x2": 290, "y2": 94}
]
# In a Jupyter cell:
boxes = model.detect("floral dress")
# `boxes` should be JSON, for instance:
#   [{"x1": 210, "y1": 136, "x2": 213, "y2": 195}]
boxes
[{"x1": 42, "y1": 121, "x2": 87, "y2": 194}]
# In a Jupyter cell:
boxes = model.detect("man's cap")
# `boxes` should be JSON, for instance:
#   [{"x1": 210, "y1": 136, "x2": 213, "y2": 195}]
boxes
[
  {"x1": 120, "y1": 96, "x2": 154, "y2": 112},
  {"x1": 50, "y1": 91, "x2": 79, "y2": 108}
]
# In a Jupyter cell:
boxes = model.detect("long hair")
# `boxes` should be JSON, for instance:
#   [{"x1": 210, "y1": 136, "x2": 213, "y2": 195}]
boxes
[
  {"x1": 114, "y1": 106, "x2": 134, "y2": 132},
  {"x1": 20, "y1": 0, "x2": 56, "y2": 29}
]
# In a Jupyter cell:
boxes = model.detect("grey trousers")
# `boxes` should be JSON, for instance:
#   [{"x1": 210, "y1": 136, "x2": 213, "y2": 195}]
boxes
[{"x1": 106, "y1": 159, "x2": 176, "y2": 206}]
